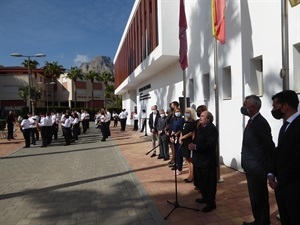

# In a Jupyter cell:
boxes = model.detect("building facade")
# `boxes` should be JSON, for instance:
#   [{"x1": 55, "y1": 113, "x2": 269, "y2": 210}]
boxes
[
  {"x1": 113, "y1": 0, "x2": 300, "y2": 171},
  {"x1": 0, "y1": 67, "x2": 105, "y2": 115}
]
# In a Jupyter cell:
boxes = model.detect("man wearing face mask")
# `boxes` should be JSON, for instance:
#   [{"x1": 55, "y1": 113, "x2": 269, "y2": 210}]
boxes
[
  {"x1": 157, "y1": 109, "x2": 169, "y2": 160},
  {"x1": 241, "y1": 95, "x2": 275, "y2": 225},
  {"x1": 268, "y1": 90, "x2": 300, "y2": 225},
  {"x1": 148, "y1": 105, "x2": 160, "y2": 157}
]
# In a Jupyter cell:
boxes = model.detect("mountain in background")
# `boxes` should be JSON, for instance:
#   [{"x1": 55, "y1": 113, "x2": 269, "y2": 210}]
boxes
[{"x1": 79, "y1": 56, "x2": 114, "y2": 75}]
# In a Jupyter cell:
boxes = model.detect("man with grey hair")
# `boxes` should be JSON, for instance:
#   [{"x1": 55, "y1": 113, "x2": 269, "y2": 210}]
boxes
[
  {"x1": 241, "y1": 94, "x2": 275, "y2": 225},
  {"x1": 148, "y1": 105, "x2": 160, "y2": 157}
]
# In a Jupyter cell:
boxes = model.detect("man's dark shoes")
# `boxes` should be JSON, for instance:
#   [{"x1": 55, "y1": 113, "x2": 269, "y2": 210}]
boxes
[
  {"x1": 101, "y1": 139, "x2": 106, "y2": 142},
  {"x1": 150, "y1": 153, "x2": 156, "y2": 157},
  {"x1": 195, "y1": 198, "x2": 207, "y2": 204},
  {"x1": 202, "y1": 204, "x2": 216, "y2": 212},
  {"x1": 157, "y1": 155, "x2": 164, "y2": 159},
  {"x1": 243, "y1": 222, "x2": 256, "y2": 225}
]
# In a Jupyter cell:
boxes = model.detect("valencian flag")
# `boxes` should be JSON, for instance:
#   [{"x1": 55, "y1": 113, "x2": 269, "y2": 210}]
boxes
[
  {"x1": 179, "y1": 0, "x2": 188, "y2": 70},
  {"x1": 289, "y1": 0, "x2": 300, "y2": 7},
  {"x1": 212, "y1": 0, "x2": 226, "y2": 44}
]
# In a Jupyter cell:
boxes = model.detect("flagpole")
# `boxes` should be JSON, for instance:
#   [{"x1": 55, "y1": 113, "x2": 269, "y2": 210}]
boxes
[
  {"x1": 183, "y1": 69, "x2": 187, "y2": 115},
  {"x1": 281, "y1": 0, "x2": 289, "y2": 90},
  {"x1": 213, "y1": 38, "x2": 223, "y2": 183}
]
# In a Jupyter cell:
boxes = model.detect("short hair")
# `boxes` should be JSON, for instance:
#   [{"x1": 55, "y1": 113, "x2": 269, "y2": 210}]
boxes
[
  {"x1": 196, "y1": 105, "x2": 207, "y2": 113},
  {"x1": 245, "y1": 95, "x2": 261, "y2": 110},
  {"x1": 171, "y1": 101, "x2": 179, "y2": 108},
  {"x1": 205, "y1": 111, "x2": 214, "y2": 123},
  {"x1": 272, "y1": 90, "x2": 299, "y2": 110}
]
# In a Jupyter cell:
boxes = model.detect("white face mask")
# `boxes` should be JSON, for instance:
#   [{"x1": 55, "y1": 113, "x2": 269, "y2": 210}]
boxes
[
  {"x1": 185, "y1": 113, "x2": 191, "y2": 119},
  {"x1": 152, "y1": 110, "x2": 157, "y2": 114},
  {"x1": 160, "y1": 114, "x2": 165, "y2": 118},
  {"x1": 175, "y1": 112, "x2": 181, "y2": 117}
]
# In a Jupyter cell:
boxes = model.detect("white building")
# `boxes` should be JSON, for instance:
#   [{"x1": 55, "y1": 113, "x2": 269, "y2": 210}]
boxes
[{"x1": 113, "y1": 0, "x2": 300, "y2": 171}]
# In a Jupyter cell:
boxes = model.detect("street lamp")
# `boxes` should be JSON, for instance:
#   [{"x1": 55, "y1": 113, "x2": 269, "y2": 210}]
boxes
[
  {"x1": 38, "y1": 81, "x2": 55, "y2": 113},
  {"x1": 11, "y1": 53, "x2": 46, "y2": 113}
]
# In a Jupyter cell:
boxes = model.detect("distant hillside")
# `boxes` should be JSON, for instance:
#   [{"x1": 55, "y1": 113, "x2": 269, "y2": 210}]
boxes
[{"x1": 79, "y1": 56, "x2": 114, "y2": 75}]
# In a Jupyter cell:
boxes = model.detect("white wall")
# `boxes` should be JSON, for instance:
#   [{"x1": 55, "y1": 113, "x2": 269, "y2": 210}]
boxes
[{"x1": 118, "y1": 0, "x2": 300, "y2": 170}]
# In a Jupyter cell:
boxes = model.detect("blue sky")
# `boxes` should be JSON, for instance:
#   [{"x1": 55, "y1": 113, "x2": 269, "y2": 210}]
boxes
[{"x1": 0, "y1": 0, "x2": 135, "y2": 69}]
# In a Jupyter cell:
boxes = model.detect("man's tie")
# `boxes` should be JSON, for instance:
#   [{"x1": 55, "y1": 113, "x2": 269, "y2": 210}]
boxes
[
  {"x1": 278, "y1": 121, "x2": 289, "y2": 146},
  {"x1": 246, "y1": 119, "x2": 252, "y2": 129}
]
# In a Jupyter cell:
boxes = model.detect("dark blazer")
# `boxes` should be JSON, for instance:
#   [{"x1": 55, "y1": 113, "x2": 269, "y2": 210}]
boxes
[
  {"x1": 193, "y1": 122, "x2": 219, "y2": 168},
  {"x1": 270, "y1": 114, "x2": 300, "y2": 186},
  {"x1": 241, "y1": 113, "x2": 275, "y2": 175},
  {"x1": 148, "y1": 111, "x2": 160, "y2": 132}
]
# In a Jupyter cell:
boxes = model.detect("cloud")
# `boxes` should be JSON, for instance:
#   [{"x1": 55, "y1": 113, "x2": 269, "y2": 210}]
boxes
[{"x1": 73, "y1": 54, "x2": 90, "y2": 67}]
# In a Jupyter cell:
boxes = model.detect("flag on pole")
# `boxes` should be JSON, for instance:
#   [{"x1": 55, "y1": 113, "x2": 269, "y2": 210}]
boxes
[
  {"x1": 212, "y1": 0, "x2": 226, "y2": 44},
  {"x1": 179, "y1": 0, "x2": 188, "y2": 70},
  {"x1": 289, "y1": 0, "x2": 300, "y2": 7}
]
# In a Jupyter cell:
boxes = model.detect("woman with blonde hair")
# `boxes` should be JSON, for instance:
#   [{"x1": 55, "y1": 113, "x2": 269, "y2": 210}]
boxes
[{"x1": 179, "y1": 107, "x2": 197, "y2": 182}]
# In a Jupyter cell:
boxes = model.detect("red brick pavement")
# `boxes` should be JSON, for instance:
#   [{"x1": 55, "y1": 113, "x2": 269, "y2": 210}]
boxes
[
  {"x1": 0, "y1": 124, "x2": 281, "y2": 225},
  {"x1": 111, "y1": 126, "x2": 280, "y2": 225}
]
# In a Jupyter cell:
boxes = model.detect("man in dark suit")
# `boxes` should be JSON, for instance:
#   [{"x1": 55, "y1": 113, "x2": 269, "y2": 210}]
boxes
[
  {"x1": 148, "y1": 105, "x2": 160, "y2": 158},
  {"x1": 188, "y1": 110, "x2": 218, "y2": 212},
  {"x1": 268, "y1": 90, "x2": 300, "y2": 225},
  {"x1": 241, "y1": 95, "x2": 275, "y2": 225}
]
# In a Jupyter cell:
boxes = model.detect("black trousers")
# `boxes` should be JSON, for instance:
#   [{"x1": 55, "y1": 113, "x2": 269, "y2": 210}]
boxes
[
  {"x1": 7, "y1": 122, "x2": 14, "y2": 139},
  {"x1": 22, "y1": 129, "x2": 30, "y2": 147},
  {"x1": 195, "y1": 166, "x2": 217, "y2": 205},
  {"x1": 246, "y1": 173, "x2": 270, "y2": 225},
  {"x1": 40, "y1": 126, "x2": 47, "y2": 147}
]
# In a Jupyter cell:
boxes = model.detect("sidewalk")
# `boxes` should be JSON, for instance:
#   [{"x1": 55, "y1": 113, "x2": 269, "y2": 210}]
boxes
[{"x1": 0, "y1": 123, "x2": 280, "y2": 225}]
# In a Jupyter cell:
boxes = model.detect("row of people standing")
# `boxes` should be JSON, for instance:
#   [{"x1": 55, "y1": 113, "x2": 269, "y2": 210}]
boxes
[
  {"x1": 146, "y1": 101, "x2": 218, "y2": 213},
  {"x1": 143, "y1": 89, "x2": 299, "y2": 219},
  {"x1": 241, "y1": 90, "x2": 299, "y2": 225},
  {"x1": 19, "y1": 109, "x2": 90, "y2": 147},
  {"x1": 20, "y1": 111, "x2": 59, "y2": 148}
]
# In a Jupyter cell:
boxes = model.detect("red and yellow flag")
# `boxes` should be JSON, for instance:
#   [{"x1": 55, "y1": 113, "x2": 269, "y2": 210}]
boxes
[
  {"x1": 289, "y1": 0, "x2": 300, "y2": 7},
  {"x1": 212, "y1": 0, "x2": 226, "y2": 44}
]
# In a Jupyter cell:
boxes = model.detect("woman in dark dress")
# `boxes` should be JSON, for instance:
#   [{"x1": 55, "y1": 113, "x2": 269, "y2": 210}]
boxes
[{"x1": 179, "y1": 107, "x2": 197, "y2": 182}]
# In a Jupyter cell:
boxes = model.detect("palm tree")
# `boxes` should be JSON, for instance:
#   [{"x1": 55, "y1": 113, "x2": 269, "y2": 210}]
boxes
[
  {"x1": 21, "y1": 59, "x2": 40, "y2": 111},
  {"x1": 21, "y1": 59, "x2": 39, "y2": 72},
  {"x1": 43, "y1": 61, "x2": 64, "y2": 108},
  {"x1": 18, "y1": 86, "x2": 41, "y2": 110},
  {"x1": 66, "y1": 67, "x2": 84, "y2": 108},
  {"x1": 85, "y1": 70, "x2": 100, "y2": 110},
  {"x1": 96, "y1": 71, "x2": 114, "y2": 108},
  {"x1": 18, "y1": 86, "x2": 29, "y2": 107}
]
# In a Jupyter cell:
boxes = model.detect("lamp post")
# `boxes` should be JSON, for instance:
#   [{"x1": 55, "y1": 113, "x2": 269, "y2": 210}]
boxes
[
  {"x1": 38, "y1": 81, "x2": 55, "y2": 113},
  {"x1": 11, "y1": 53, "x2": 46, "y2": 113}
]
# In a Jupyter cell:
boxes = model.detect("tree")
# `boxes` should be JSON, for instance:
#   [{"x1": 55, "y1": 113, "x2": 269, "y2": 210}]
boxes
[
  {"x1": 43, "y1": 61, "x2": 64, "y2": 108},
  {"x1": 21, "y1": 59, "x2": 39, "y2": 72},
  {"x1": 85, "y1": 70, "x2": 100, "y2": 110},
  {"x1": 66, "y1": 66, "x2": 84, "y2": 108},
  {"x1": 18, "y1": 86, "x2": 41, "y2": 109},
  {"x1": 96, "y1": 71, "x2": 114, "y2": 108},
  {"x1": 18, "y1": 86, "x2": 29, "y2": 106}
]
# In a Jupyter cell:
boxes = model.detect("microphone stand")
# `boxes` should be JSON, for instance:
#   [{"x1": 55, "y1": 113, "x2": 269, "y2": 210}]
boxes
[
  {"x1": 164, "y1": 141, "x2": 199, "y2": 220},
  {"x1": 145, "y1": 138, "x2": 168, "y2": 155}
]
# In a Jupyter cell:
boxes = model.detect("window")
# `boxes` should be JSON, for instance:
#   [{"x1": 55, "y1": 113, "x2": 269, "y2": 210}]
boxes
[
  {"x1": 222, "y1": 66, "x2": 232, "y2": 100},
  {"x1": 293, "y1": 43, "x2": 300, "y2": 92},
  {"x1": 250, "y1": 56, "x2": 263, "y2": 96},
  {"x1": 203, "y1": 73, "x2": 210, "y2": 101}
]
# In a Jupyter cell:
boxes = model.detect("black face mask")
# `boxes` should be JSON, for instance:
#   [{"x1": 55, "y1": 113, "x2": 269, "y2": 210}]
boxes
[
  {"x1": 240, "y1": 106, "x2": 250, "y2": 116},
  {"x1": 271, "y1": 108, "x2": 284, "y2": 120}
]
